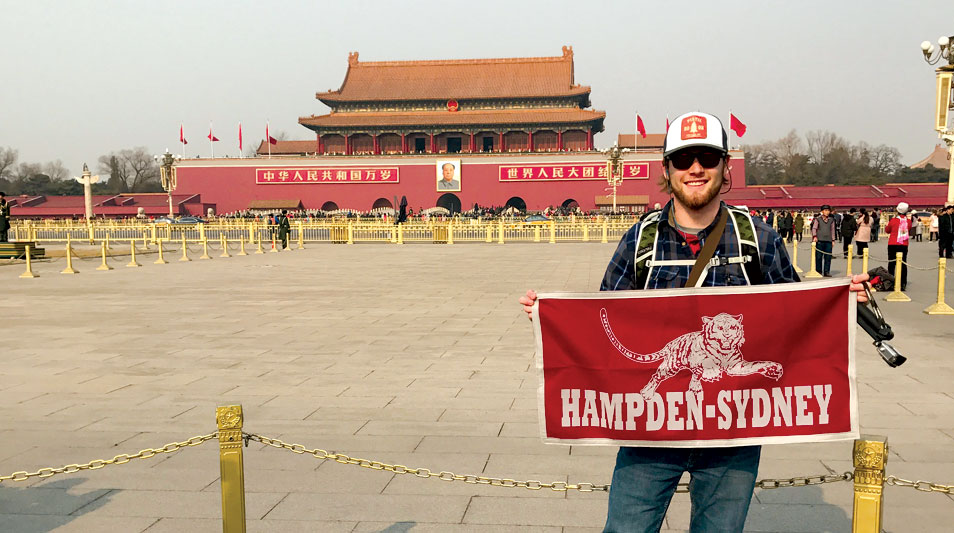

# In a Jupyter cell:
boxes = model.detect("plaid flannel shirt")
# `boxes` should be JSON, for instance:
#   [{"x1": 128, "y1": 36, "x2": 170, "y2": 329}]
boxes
[{"x1": 601, "y1": 201, "x2": 799, "y2": 291}]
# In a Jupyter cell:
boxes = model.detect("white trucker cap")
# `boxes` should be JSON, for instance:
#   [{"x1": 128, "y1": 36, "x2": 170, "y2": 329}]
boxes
[{"x1": 663, "y1": 112, "x2": 729, "y2": 158}]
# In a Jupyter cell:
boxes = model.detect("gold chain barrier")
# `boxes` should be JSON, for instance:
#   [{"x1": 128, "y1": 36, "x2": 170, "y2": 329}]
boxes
[
  {"x1": 0, "y1": 433, "x2": 216, "y2": 483},
  {"x1": 1, "y1": 409, "x2": 952, "y2": 532}
]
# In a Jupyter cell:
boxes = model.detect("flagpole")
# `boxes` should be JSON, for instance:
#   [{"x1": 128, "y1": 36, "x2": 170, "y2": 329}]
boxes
[
  {"x1": 634, "y1": 111, "x2": 639, "y2": 152},
  {"x1": 728, "y1": 109, "x2": 733, "y2": 151},
  {"x1": 181, "y1": 122, "x2": 185, "y2": 159},
  {"x1": 209, "y1": 121, "x2": 214, "y2": 159},
  {"x1": 267, "y1": 120, "x2": 271, "y2": 159},
  {"x1": 239, "y1": 122, "x2": 243, "y2": 158}
]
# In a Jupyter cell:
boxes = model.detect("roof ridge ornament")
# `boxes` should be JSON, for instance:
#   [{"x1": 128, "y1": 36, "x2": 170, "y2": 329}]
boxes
[
  {"x1": 562, "y1": 45, "x2": 573, "y2": 59},
  {"x1": 348, "y1": 51, "x2": 359, "y2": 66}
]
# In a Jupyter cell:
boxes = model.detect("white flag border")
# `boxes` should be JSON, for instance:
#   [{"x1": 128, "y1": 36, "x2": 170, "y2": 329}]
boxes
[{"x1": 532, "y1": 278, "x2": 859, "y2": 448}]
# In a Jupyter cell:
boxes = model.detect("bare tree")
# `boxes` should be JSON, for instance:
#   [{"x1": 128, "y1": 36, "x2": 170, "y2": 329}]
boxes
[
  {"x1": 0, "y1": 147, "x2": 17, "y2": 180},
  {"x1": 804, "y1": 130, "x2": 844, "y2": 165},
  {"x1": 96, "y1": 147, "x2": 160, "y2": 192},
  {"x1": 44, "y1": 160, "x2": 69, "y2": 181},
  {"x1": 767, "y1": 130, "x2": 805, "y2": 170}
]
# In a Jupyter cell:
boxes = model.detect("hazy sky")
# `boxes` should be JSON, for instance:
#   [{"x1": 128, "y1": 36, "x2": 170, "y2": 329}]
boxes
[{"x1": 2, "y1": 1, "x2": 951, "y2": 176}]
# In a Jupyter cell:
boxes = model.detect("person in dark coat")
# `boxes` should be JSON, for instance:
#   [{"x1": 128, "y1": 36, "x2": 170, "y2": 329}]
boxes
[
  {"x1": 939, "y1": 203, "x2": 954, "y2": 259},
  {"x1": 277, "y1": 210, "x2": 291, "y2": 249},
  {"x1": 841, "y1": 208, "x2": 858, "y2": 258},
  {"x1": 0, "y1": 192, "x2": 10, "y2": 243}
]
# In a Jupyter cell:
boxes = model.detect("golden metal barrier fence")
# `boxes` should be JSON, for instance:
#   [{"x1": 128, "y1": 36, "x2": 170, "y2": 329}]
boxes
[
  {"x1": 3, "y1": 405, "x2": 951, "y2": 533},
  {"x1": 10, "y1": 220, "x2": 635, "y2": 246}
]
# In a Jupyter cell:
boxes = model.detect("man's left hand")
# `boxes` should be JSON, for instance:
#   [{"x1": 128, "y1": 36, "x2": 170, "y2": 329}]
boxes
[{"x1": 849, "y1": 273, "x2": 869, "y2": 303}]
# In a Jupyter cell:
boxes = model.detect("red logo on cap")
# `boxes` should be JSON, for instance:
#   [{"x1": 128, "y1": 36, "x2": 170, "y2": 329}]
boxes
[{"x1": 681, "y1": 115, "x2": 707, "y2": 140}]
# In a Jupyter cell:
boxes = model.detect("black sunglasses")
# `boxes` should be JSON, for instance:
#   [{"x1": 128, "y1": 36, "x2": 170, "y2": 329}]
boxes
[{"x1": 668, "y1": 150, "x2": 725, "y2": 171}]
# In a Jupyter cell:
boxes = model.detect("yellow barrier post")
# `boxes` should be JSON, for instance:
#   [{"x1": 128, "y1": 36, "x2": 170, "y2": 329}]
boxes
[
  {"x1": 533, "y1": 226, "x2": 540, "y2": 243},
  {"x1": 150, "y1": 224, "x2": 157, "y2": 245},
  {"x1": 216, "y1": 405, "x2": 247, "y2": 533},
  {"x1": 549, "y1": 221, "x2": 556, "y2": 244},
  {"x1": 248, "y1": 223, "x2": 255, "y2": 245},
  {"x1": 847, "y1": 245, "x2": 853, "y2": 277},
  {"x1": 254, "y1": 235, "x2": 265, "y2": 254},
  {"x1": 199, "y1": 223, "x2": 206, "y2": 242},
  {"x1": 791, "y1": 240, "x2": 803, "y2": 273},
  {"x1": 104, "y1": 233, "x2": 110, "y2": 250},
  {"x1": 485, "y1": 224, "x2": 492, "y2": 243},
  {"x1": 862, "y1": 247, "x2": 869, "y2": 275},
  {"x1": 852, "y1": 435, "x2": 887, "y2": 533},
  {"x1": 154, "y1": 239, "x2": 168, "y2": 264},
  {"x1": 497, "y1": 221, "x2": 504, "y2": 244},
  {"x1": 238, "y1": 235, "x2": 248, "y2": 256},
  {"x1": 924, "y1": 258, "x2": 954, "y2": 314},
  {"x1": 582, "y1": 223, "x2": 589, "y2": 242},
  {"x1": 61, "y1": 235, "x2": 78, "y2": 274},
  {"x1": 884, "y1": 252, "x2": 910, "y2": 302},
  {"x1": 201, "y1": 238, "x2": 212, "y2": 260},
  {"x1": 179, "y1": 235, "x2": 191, "y2": 262},
  {"x1": 297, "y1": 221, "x2": 305, "y2": 249},
  {"x1": 804, "y1": 242, "x2": 822, "y2": 278},
  {"x1": 270, "y1": 234, "x2": 278, "y2": 253},
  {"x1": 87, "y1": 223, "x2": 95, "y2": 244},
  {"x1": 220, "y1": 234, "x2": 231, "y2": 258},
  {"x1": 389, "y1": 225, "x2": 397, "y2": 244},
  {"x1": 601, "y1": 219, "x2": 608, "y2": 244},
  {"x1": 447, "y1": 222, "x2": 454, "y2": 245},
  {"x1": 127, "y1": 240, "x2": 141, "y2": 268},
  {"x1": 19, "y1": 245, "x2": 38, "y2": 278},
  {"x1": 397, "y1": 223, "x2": 404, "y2": 245},
  {"x1": 347, "y1": 222, "x2": 354, "y2": 245},
  {"x1": 96, "y1": 241, "x2": 113, "y2": 271}
]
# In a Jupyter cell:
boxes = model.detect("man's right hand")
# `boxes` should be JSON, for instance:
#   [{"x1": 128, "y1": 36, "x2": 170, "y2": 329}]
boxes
[{"x1": 519, "y1": 289, "x2": 537, "y2": 321}]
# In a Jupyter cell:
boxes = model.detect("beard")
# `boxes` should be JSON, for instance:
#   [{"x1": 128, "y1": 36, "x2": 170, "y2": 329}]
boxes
[{"x1": 671, "y1": 174, "x2": 723, "y2": 210}]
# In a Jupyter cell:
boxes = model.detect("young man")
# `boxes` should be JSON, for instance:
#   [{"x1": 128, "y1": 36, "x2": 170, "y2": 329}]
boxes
[
  {"x1": 811, "y1": 205, "x2": 836, "y2": 277},
  {"x1": 520, "y1": 112, "x2": 869, "y2": 533},
  {"x1": 885, "y1": 202, "x2": 912, "y2": 291},
  {"x1": 277, "y1": 209, "x2": 291, "y2": 249}
]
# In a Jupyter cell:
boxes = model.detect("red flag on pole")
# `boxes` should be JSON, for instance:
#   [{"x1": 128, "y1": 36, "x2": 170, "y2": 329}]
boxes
[
  {"x1": 266, "y1": 124, "x2": 277, "y2": 145},
  {"x1": 730, "y1": 113, "x2": 747, "y2": 137},
  {"x1": 208, "y1": 129, "x2": 220, "y2": 142},
  {"x1": 180, "y1": 125, "x2": 188, "y2": 145},
  {"x1": 238, "y1": 123, "x2": 243, "y2": 151},
  {"x1": 636, "y1": 115, "x2": 647, "y2": 139},
  {"x1": 666, "y1": 117, "x2": 670, "y2": 132}
]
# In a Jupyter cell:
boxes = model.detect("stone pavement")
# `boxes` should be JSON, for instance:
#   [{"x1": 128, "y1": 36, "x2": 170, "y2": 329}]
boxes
[{"x1": 0, "y1": 238, "x2": 951, "y2": 532}]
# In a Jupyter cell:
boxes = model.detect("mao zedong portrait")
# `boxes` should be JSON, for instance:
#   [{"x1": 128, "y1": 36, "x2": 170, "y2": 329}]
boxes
[{"x1": 437, "y1": 162, "x2": 461, "y2": 191}]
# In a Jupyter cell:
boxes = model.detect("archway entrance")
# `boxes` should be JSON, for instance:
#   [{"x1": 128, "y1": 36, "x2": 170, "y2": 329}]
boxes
[
  {"x1": 437, "y1": 193, "x2": 461, "y2": 214},
  {"x1": 372, "y1": 198, "x2": 393, "y2": 210},
  {"x1": 505, "y1": 197, "x2": 527, "y2": 212},
  {"x1": 321, "y1": 201, "x2": 339, "y2": 211},
  {"x1": 562, "y1": 199, "x2": 579, "y2": 209}
]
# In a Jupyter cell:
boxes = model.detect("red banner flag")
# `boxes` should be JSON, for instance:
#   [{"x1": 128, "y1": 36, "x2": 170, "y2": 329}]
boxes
[
  {"x1": 180, "y1": 125, "x2": 188, "y2": 145},
  {"x1": 730, "y1": 113, "x2": 747, "y2": 137},
  {"x1": 238, "y1": 123, "x2": 243, "y2": 151},
  {"x1": 266, "y1": 124, "x2": 277, "y2": 145},
  {"x1": 208, "y1": 129, "x2": 220, "y2": 142},
  {"x1": 636, "y1": 115, "x2": 647, "y2": 139},
  {"x1": 532, "y1": 280, "x2": 858, "y2": 447},
  {"x1": 666, "y1": 117, "x2": 670, "y2": 132}
]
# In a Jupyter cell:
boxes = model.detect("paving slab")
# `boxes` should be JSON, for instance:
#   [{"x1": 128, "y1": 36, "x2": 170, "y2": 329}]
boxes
[{"x1": 0, "y1": 240, "x2": 952, "y2": 530}]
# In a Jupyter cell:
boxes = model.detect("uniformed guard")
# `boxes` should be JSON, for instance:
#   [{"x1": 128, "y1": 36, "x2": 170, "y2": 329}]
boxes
[{"x1": 277, "y1": 209, "x2": 291, "y2": 249}]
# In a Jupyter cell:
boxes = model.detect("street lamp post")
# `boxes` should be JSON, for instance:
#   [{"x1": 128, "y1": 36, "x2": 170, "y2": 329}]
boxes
[
  {"x1": 154, "y1": 149, "x2": 180, "y2": 218},
  {"x1": 920, "y1": 33, "x2": 954, "y2": 204},
  {"x1": 603, "y1": 143, "x2": 628, "y2": 213}
]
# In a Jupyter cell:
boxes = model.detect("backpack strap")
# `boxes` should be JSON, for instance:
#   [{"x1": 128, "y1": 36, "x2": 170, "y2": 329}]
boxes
[
  {"x1": 633, "y1": 210, "x2": 661, "y2": 289},
  {"x1": 727, "y1": 206, "x2": 764, "y2": 285}
]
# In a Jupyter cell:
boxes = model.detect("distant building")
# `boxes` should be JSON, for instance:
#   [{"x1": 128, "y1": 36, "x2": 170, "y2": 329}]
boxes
[{"x1": 910, "y1": 144, "x2": 951, "y2": 170}]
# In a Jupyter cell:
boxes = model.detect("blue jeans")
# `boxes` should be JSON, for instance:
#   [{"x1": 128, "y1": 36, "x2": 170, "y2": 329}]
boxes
[
  {"x1": 815, "y1": 240, "x2": 833, "y2": 275},
  {"x1": 603, "y1": 446, "x2": 760, "y2": 533}
]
